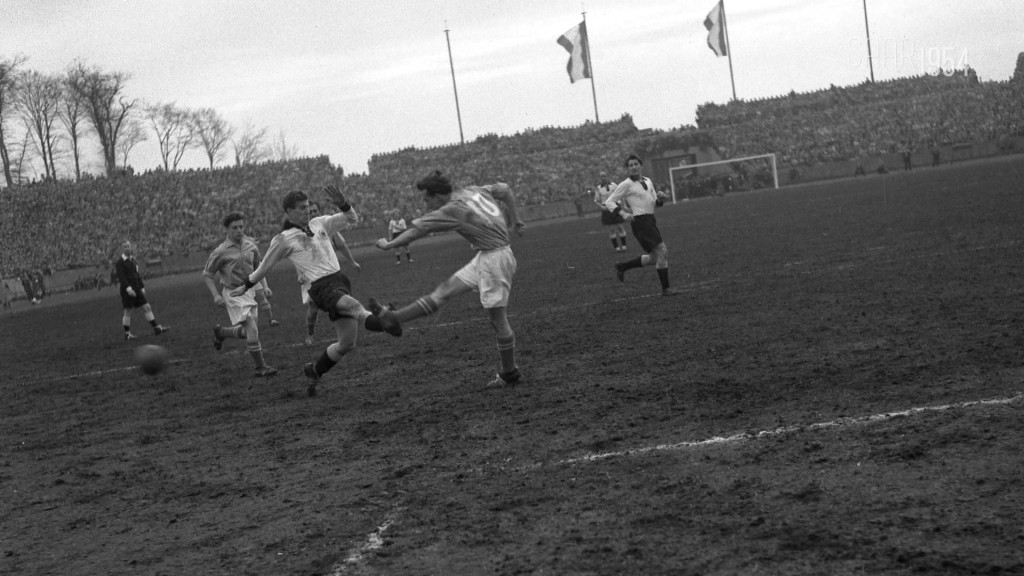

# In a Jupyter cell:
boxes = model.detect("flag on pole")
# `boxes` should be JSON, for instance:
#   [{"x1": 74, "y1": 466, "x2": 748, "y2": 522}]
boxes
[
  {"x1": 557, "y1": 21, "x2": 591, "y2": 83},
  {"x1": 704, "y1": 1, "x2": 728, "y2": 57}
]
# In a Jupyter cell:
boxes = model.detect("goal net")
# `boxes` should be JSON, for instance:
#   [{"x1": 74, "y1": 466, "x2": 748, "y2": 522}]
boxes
[{"x1": 668, "y1": 153, "x2": 778, "y2": 203}]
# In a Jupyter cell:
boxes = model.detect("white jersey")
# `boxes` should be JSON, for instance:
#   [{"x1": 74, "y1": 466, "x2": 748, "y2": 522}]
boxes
[
  {"x1": 606, "y1": 176, "x2": 658, "y2": 217},
  {"x1": 388, "y1": 218, "x2": 408, "y2": 235},
  {"x1": 265, "y1": 211, "x2": 359, "y2": 284}
]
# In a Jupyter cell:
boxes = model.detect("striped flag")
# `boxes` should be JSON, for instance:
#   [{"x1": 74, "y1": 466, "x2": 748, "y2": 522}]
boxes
[
  {"x1": 557, "y1": 21, "x2": 591, "y2": 83},
  {"x1": 704, "y1": 1, "x2": 728, "y2": 57}
]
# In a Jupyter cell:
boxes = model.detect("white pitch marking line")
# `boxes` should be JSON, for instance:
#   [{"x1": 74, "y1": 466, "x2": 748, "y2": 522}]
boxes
[
  {"x1": 328, "y1": 514, "x2": 397, "y2": 576},
  {"x1": 326, "y1": 392, "x2": 1024, "y2": 573},
  {"x1": 513, "y1": 392, "x2": 1023, "y2": 472}
]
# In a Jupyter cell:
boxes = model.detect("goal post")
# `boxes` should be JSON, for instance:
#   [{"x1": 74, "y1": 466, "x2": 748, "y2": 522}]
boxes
[{"x1": 668, "y1": 153, "x2": 778, "y2": 203}]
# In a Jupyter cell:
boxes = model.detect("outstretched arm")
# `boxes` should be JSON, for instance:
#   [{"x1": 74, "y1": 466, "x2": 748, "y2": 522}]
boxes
[
  {"x1": 230, "y1": 236, "x2": 287, "y2": 296},
  {"x1": 323, "y1": 184, "x2": 360, "y2": 231},
  {"x1": 376, "y1": 226, "x2": 427, "y2": 250}
]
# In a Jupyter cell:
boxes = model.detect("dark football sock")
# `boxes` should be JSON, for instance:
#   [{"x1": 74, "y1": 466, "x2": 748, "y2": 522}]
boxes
[
  {"x1": 621, "y1": 256, "x2": 644, "y2": 271},
  {"x1": 657, "y1": 268, "x2": 670, "y2": 289},
  {"x1": 313, "y1": 350, "x2": 337, "y2": 377}
]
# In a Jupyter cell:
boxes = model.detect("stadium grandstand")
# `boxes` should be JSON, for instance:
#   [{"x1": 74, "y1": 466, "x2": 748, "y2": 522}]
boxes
[{"x1": 1, "y1": 68, "x2": 1022, "y2": 291}]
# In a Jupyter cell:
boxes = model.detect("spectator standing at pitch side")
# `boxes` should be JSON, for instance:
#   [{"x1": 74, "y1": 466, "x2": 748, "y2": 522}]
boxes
[
  {"x1": 204, "y1": 212, "x2": 278, "y2": 377},
  {"x1": 300, "y1": 201, "x2": 361, "y2": 347},
  {"x1": 387, "y1": 210, "x2": 413, "y2": 264},
  {"x1": 231, "y1": 186, "x2": 397, "y2": 397},
  {"x1": 607, "y1": 154, "x2": 676, "y2": 297},
  {"x1": 373, "y1": 170, "x2": 526, "y2": 388},
  {"x1": 115, "y1": 241, "x2": 170, "y2": 340},
  {"x1": 594, "y1": 171, "x2": 628, "y2": 252}
]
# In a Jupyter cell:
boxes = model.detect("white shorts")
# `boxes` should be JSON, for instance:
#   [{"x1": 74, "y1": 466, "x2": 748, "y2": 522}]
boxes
[
  {"x1": 223, "y1": 289, "x2": 258, "y2": 326},
  {"x1": 300, "y1": 281, "x2": 312, "y2": 305},
  {"x1": 454, "y1": 245, "x2": 517, "y2": 308}
]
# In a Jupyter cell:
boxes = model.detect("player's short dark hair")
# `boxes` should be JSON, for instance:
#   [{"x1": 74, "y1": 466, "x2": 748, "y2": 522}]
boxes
[
  {"x1": 416, "y1": 171, "x2": 453, "y2": 196},
  {"x1": 222, "y1": 211, "x2": 245, "y2": 228},
  {"x1": 625, "y1": 154, "x2": 643, "y2": 167},
  {"x1": 282, "y1": 190, "x2": 308, "y2": 211}
]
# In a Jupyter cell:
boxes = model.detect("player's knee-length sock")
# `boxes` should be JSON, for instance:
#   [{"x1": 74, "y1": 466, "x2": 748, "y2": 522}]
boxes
[
  {"x1": 395, "y1": 296, "x2": 439, "y2": 323},
  {"x1": 657, "y1": 268, "x2": 670, "y2": 290},
  {"x1": 313, "y1": 342, "x2": 347, "y2": 376},
  {"x1": 496, "y1": 333, "x2": 517, "y2": 374},
  {"x1": 619, "y1": 256, "x2": 644, "y2": 272}
]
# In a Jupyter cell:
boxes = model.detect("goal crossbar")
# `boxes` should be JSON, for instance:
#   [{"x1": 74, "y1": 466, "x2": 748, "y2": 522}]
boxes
[{"x1": 668, "y1": 153, "x2": 778, "y2": 203}]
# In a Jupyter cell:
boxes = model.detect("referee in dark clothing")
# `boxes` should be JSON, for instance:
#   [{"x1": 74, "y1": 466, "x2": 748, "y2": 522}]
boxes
[{"x1": 115, "y1": 241, "x2": 169, "y2": 340}]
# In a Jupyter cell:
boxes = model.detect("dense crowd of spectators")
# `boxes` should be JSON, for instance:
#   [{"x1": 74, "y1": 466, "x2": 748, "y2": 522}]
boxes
[
  {"x1": 2, "y1": 70, "x2": 1022, "y2": 277},
  {"x1": 698, "y1": 70, "x2": 1024, "y2": 167}
]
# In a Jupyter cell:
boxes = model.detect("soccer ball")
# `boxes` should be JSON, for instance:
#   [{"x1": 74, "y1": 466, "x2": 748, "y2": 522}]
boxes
[{"x1": 134, "y1": 344, "x2": 170, "y2": 376}]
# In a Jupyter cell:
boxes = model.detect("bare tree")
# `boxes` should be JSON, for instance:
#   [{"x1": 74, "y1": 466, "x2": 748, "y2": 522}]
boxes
[
  {"x1": 144, "y1": 101, "x2": 196, "y2": 171},
  {"x1": 16, "y1": 70, "x2": 64, "y2": 181},
  {"x1": 8, "y1": 128, "x2": 33, "y2": 186},
  {"x1": 192, "y1": 107, "x2": 233, "y2": 169},
  {"x1": 232, "y1": 121, "x2": 269, "y2": 166},
  {"x1": 59, "y1": 73, "x2": 88, "y2": 182},
  {"x1": 116, "y1": 115, "x2": 146, "y2": 173},
  {"x1": 66, "y1": 61, "x2": 137, "y2": 177},
  {"x1": 0, "y1": 54, "x2": 28, "y2": 188},
  {"x1": 272, "y1": 129, "x2": 301, "y2": 161}
]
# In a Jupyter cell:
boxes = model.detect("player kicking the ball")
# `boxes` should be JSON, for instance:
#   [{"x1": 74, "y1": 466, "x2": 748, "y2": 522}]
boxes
[
  {"x1": 230, "y1": 185, "x2": 397, "y2": 397},
  {"x1": 373, "y1": 171, "x2": 526, "y2": 388}
]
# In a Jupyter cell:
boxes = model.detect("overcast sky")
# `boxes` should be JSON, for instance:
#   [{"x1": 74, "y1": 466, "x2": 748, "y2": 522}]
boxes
[{"x1": 3, "y1": 0, "x2": 1021, "y2": 176}]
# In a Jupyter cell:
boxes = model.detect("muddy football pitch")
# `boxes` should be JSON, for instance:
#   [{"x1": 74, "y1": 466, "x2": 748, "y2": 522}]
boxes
[{"x1": 2, "y1": 157, "x2": 1023, "y2": 575}]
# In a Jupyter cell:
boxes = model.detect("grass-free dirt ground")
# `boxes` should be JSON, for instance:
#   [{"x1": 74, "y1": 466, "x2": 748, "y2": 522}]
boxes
[{"x1": 2, "y1": 157, "x2": 1023, "y2": 575}]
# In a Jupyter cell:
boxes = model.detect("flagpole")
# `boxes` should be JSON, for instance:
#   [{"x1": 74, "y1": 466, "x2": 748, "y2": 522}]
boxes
[
  {"x1": 862, "y1": 0, "x2": 876, "y2": 83},
  {"x1": 582, "y1": 10, "x2": 600, "y2": 123},
  {"x1": 721, "y1": 0, "x2": 737, "y2": 101},
  {"x1": 444, "y1": 22, "x2": 465, "y2": 145}
]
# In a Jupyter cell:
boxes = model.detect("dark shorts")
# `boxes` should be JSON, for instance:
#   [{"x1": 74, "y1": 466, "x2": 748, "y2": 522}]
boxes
[
  {"x1": 601, "y1": 209, "x2": 625, "y2": 225},
  {"x1": 390, "y1": 231, "x2": 403, "y2": 240},
  {"x1": 120, "y1": 287, "x2": 148, "y2": 309},
  {"x1": 307, "y1": 270, "x2": 353, "y2": 322},
  {"x1": 630, "y1": 214, "x2": 664, "y2": 253}
]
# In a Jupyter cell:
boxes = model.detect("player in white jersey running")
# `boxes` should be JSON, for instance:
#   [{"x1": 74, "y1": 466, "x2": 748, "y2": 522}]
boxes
[
  {"x1": 231, "y1": 185, "x2": 397, "y2": 397},
  {"x1": 606, "y1": 154, "x2": 676, "y2": 296},
  {"x1": 373, "y1": 171, "x2": 526, "y2": 388}
]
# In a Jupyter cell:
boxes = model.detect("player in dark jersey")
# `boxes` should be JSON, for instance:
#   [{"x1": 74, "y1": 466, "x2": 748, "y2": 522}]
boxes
[{"x1": 373, "y1": 171, "x2": 526, "y2": 388}]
